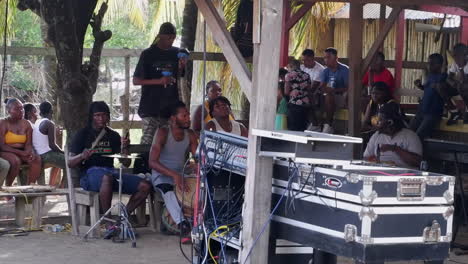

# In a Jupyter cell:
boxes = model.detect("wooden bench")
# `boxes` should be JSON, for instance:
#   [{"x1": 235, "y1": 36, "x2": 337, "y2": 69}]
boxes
[
  {"x1": 0, "y1": 189, "x2": 68, "y2": 229},
  {"x1": 0, "y1": 188, "x2": 100, "y2": 236}
]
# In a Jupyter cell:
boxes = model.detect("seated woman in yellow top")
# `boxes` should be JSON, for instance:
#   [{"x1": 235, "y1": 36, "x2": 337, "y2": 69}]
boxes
[
  {"x1": 192, "y1": 80, "x2": 235, "y2": 134},
  {"x1": 0, "y1": 98, "x2": 41, "y2": 187}
]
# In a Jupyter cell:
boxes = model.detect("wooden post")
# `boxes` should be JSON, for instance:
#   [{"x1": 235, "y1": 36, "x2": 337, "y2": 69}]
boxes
[
  {"x1": 193, "y1": 0, "x2": 253, "y2": 100},
  {"x1": 348, "y1": 2, "x2": 363, "y2": 157},
  {"x1": 361, "y1": 7, "x2": 403, "y2": 76},
  {"x1": 379, "y1": 5, "x2": 386, "y2": 52},
  {"x1": 461, "y1": 16, "x2": 468, "y2": 44},
  {"x1": 240, "y1": 0, "x2": 283, "y2": 263},
  {"x1": 122, "y1": 56, "x2": 130, "y2": 137},
  {"x1": 64, "y1": 147, "x2": 79, "y2": 236},
  {"x1": 394, "y1": 11, "x2": 405, "y2": 97},
  {"x1": 106, "y1": 59, "x2": 113, "y2": 116},
  {"x1": 280, "y1": 0, "x2": 291, "y2": 67}
]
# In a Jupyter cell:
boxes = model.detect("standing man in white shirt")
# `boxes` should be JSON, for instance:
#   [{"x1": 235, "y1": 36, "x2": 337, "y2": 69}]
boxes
[{"x1": 300, "y1": 49, "x2": 325, "y2": 131}]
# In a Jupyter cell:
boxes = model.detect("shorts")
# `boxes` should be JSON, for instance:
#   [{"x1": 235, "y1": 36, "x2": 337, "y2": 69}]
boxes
[
  {"x1": 80, "y1": 166, "x2": 144, "y2": 195},
  {"x1": 140, "y1": 117, "x2": 167, "y2": 144},
  {"x1": 335, "y1": 93, "x2": 347, "y2": 108},
  {"x1": 40, "y1": 151, "x2": 65, "y2": 169}
]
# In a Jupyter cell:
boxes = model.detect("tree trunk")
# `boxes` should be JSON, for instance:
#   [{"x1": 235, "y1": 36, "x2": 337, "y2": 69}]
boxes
[
  {"x1": 18, "y1": 0, "x2": 110, "y2": 141},
  {"x1": 40, "y1": 19, "x2": 60, "y2": 123},
  {"x1": 180, "y1": 0, "x2": 198, "y2": 109}
]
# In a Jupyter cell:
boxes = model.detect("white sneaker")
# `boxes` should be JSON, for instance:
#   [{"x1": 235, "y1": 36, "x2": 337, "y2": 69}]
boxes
[
  {"x1": 306, "y1": 124, "x2": 322, "y2": 132},
  {"x1": 322, "y1": 124, "x2": 334, "y2": 134}
]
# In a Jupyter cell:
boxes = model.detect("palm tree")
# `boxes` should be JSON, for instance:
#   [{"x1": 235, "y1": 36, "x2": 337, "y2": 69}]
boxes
[
  {"x1": 189, "y1": 0, "x2": 341, "y2": 119},
  {"x1": 1, "y1": 0, "x2": 184, "y2": 137}
]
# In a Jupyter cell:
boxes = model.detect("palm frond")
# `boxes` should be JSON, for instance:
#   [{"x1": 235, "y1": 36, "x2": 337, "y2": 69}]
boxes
[
  {"x1": 290, "y1": 2, "x2": 344, "y2": 57},
  {"x1": 148, "y1": 0, "x2": 185, "y2": 45},
  {"x1": 0, "y1": 0, "x2": 18, "y2": 41},
  {"x1": 97, "y1": 0, "x2": 148, "y2": 30},
  {"x1": 222, "y1": 0, "x2": 240, "y2": 30}
]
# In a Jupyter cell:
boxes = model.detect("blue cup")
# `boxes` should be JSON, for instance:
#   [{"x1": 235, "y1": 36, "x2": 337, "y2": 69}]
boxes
[{"x1": 162, "y1": 71, "x2": 172, "y2": 77}]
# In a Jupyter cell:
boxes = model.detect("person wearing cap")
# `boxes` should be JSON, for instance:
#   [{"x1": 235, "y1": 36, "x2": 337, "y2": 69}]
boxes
[
  {"x1": 133, "y1": 22, "x2": 187, "y2": 145},
  {"x1": 68, "y1": 101, "x2": 152, "y2": 216},
  {"x1": 363, "y1": 102, "x2": 422, "y2": 169}
]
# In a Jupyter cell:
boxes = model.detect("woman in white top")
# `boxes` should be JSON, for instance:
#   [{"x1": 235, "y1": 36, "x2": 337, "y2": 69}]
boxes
[{"x1": 205, "y1": 96, "x2": 248, "y2": 137}]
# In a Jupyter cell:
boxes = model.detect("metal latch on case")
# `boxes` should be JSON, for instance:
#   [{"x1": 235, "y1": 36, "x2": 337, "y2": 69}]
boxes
[
  {"x1": 423, "y1": 220, "x2": 441, "y2": 243},
  {"x1": 397, "y1": 178, "x2": 426, "y2": 201},
  {"x1": 344, "y1": 224, "x2": 357, "y2": 242}
]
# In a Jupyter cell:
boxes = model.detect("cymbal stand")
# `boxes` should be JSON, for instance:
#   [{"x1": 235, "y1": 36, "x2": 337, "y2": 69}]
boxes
[{"x1": 82, "y1": 166, "x2": 137, "y2": 248}]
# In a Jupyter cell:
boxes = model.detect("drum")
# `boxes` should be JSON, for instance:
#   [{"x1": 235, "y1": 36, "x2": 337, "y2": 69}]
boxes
[{"x1": 175, "y1": 176, "x2": 198, "y2": 217}]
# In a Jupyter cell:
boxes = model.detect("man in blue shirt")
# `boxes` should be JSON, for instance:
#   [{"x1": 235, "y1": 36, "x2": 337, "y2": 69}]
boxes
[
  {"x1": 410, "y1": 53, "x2": 446, "y2": 139},
  {"x1": 318, "y1": 47, "x2": 349, "y2": 134}
]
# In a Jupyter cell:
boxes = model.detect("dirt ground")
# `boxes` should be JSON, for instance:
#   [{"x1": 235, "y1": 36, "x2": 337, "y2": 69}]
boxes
[
  {"x1": 0, "y1": 228, "x2": 189, "y2": 264},
  {"x1": 2, "y1": 195, "x2": 468, "y2": 264}
]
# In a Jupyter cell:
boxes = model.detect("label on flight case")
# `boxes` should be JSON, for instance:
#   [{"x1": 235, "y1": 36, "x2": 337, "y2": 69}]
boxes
[{"x1": 323, "y1": 177, "x2": 343, "y2": 189}]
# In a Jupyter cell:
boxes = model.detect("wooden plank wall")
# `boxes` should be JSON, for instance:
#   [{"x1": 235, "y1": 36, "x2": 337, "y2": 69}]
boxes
[{"x1": 333, "y1": 18, "x2": 460, "y2": 103}]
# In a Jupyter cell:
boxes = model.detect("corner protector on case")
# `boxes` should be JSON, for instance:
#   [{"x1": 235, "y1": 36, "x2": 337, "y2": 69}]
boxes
[
  {"x1": 346, "y1": 173, "x2": 360, "y2": 184},
  {"x1": 443, "y1": 206, "x2": 455, "y2": 220}
]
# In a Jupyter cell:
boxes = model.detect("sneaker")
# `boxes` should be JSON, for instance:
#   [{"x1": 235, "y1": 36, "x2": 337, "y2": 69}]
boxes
[
  {"x1": 178, "y1": 221, "x2": 192, "y2": 244},
  {"x1": 103, "y1": 224, "x2": 120, "y2": 240},
  {"x1": 306, "y1": 124, "x2": 321, "y2": 132},
  {"x1": 322, "y1": 124, "x2": 334, "y2": 134},
  {"x1": 447, "y1": 111, "x2": 462, "y2": 126}
]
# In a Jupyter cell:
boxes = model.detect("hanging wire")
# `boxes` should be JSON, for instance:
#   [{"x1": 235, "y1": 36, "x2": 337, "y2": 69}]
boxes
[{"x1": 1, "y1": 0, "x2": 9, "y2": 109}]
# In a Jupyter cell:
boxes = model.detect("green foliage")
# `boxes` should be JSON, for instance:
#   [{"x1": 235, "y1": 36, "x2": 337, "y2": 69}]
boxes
[
  {"x1": 83, "y1": 16, "x2": 152, "y2": 49},
  {"x1": 10, "y1": 10, "x2": 42, "y2": 47},
  {"x1": 9, "y1": 62, "x2": 36, "y2": 91},
  {"x1": 0, "y1": 0, "x2": 18, "y2": 41}
]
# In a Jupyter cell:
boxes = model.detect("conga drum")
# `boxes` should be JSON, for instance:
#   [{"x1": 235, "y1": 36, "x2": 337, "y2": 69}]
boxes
[
  {"x1": 161, "y1": 175, "x2": 198, "y2": 235},
  {"x1": 175, "y1": 175, "x2": 198, "y2": 218}
]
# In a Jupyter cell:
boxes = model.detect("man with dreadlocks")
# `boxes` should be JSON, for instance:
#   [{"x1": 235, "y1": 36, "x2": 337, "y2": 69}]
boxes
[{"x1": 68, "y1": 101, "x2": 152, "y2": 216}]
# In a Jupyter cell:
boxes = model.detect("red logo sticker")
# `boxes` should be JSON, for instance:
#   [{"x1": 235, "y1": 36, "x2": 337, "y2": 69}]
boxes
[{"x1": 324, "y1": 177, "x2": 342, "y2": 189}]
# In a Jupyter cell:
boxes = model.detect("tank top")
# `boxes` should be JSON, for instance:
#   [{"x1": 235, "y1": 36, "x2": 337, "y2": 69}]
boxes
[
  {"x1": 151, "y1": 127, "x2": 190, "y2": 186},
  {"x1": 210, "y1": 118, "x2": 242, "y2": 136},
  {"x1": 33, "y1": 118, "x2": 52, "y2": 155}
]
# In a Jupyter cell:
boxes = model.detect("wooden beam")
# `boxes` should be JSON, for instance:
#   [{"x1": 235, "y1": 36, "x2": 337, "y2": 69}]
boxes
[
  {"x1": 2, "y1": 46, "x2": 429, "y2": 68},
  {"x1": 122, "y1": 56, "x2": 130, "y2": 138},
  {"x1": 394, "y1": 11, "x2": 405, "y2": 95},
  {"x1": 379, "y1": 4, "x2": 386, "y2": 52},
  {"x1": 1, "y1": 46, "x2": 235, "y2": 61},
  {"x1": 417, "y1": 5, "x2": 468, "y2": 16},
  {"x1": 301, "y1": 0, "x2": 468, "y2": 9},
  {"x1": 461, "y1": 17, "x2": 468, "y2": 44},
  {"x1": 194, "y1": 0, "x2": 253, "y2": 100},
  {"x1": 348, "y1": 2, "x2": 363, "y2": 157},
  {"x1": 286, "y1": 2, "x2": 315, "y2": 30},
  {"x1": 280, "y1": 0, "x2": 291, "y2": 67},
  {"x1": 241, "y1": 0, "x2": 283, "y2": 263},
  {"x1": 361, "y1": 6, "x2": 403, "y2": 76}
]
